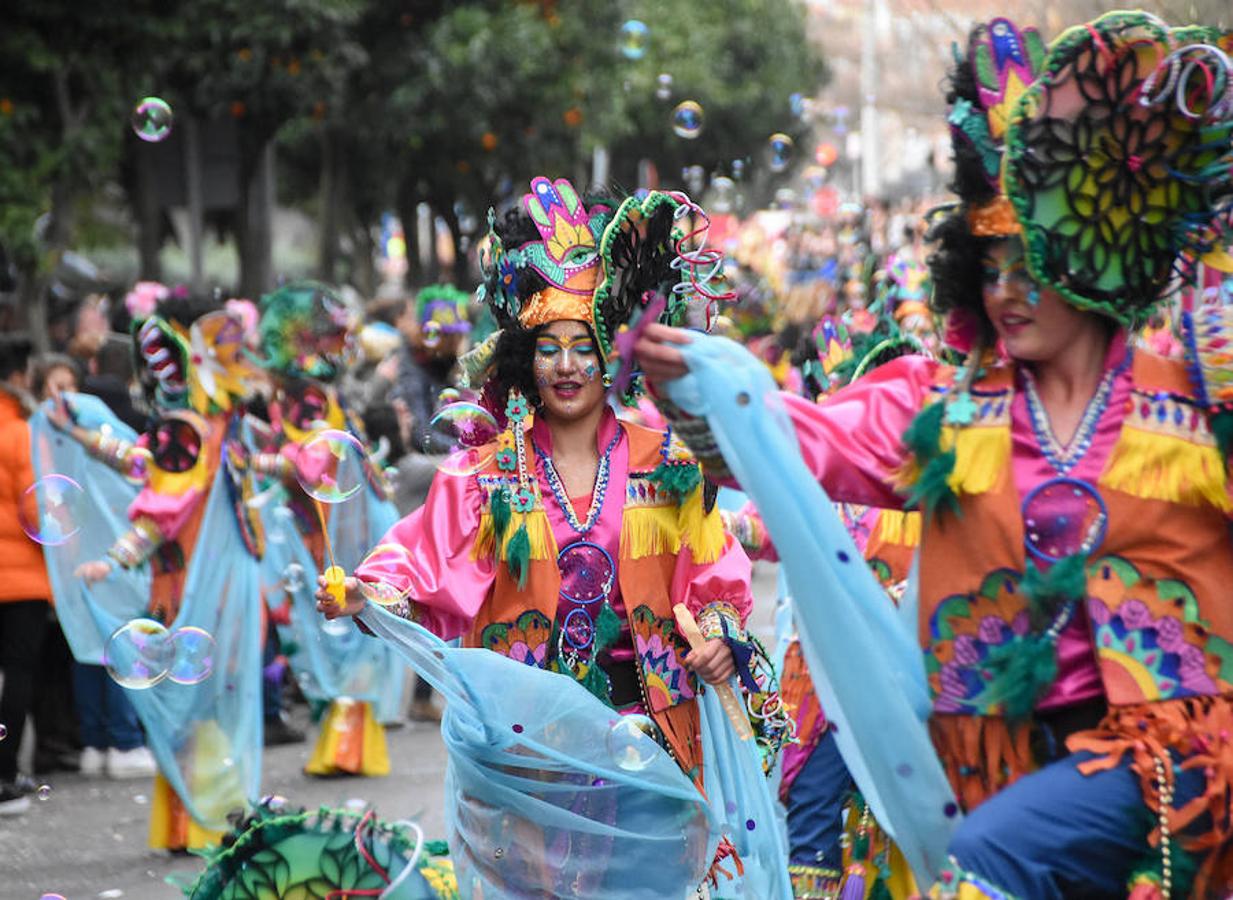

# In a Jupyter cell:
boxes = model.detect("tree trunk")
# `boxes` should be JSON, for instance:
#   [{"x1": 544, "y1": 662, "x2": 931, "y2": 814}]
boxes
[
  {"x1": 317, "y1": 128, "x2": 340, "y2": 283},
  {"x1": 237, "y1": 137, "x2": 275, "y2": 298},
  {"x1": 183, "y1": 115, "x2": 205, "y2": 293},
  {"x1": 350, "y1": 224, "x2": 376, "y2": 298},
  {"x1": 396, "y1": 177, "x2": 421, "y2": 289},
  {"x1": 135, "y1": 144, "x2": 163, "y2": 282}
]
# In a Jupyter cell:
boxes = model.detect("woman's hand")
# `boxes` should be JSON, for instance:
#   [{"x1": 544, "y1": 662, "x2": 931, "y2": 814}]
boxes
[
  {"x1": 683, "y1": 637, "x2": 737, "y2": 685},
  {"x1": 46, "y1": 395, "x2": 73, "y2": 432},
  {"x1": 314, "y1": 574, "x2": 368, "y2": 619},
  {"x1": 75, "y1": 560, "x2": 112, "y2": 583},
  {"x1": 632, "y1": 323, "x2": 693, "y2": 386}
]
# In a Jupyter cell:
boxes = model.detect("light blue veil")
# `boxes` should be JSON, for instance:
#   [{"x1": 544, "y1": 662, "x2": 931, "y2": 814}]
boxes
[{"x1": 666, "y1": 333, "x2": 959, "y2": 884}]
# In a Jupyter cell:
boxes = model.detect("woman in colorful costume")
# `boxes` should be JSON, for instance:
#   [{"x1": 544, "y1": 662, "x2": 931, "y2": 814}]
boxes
[
  {"x1": 319, "y1": 177, "x2": 793, "y2": 895},
  {"x1": 636, "y1": 13, "x2": 1233, "y2": 898},
  {"x1": 47, "y1": 297, "x2": 267, "y2": 851},
  {"x1": 247, "y1": 281, "x2": 405, "y2": 776}
]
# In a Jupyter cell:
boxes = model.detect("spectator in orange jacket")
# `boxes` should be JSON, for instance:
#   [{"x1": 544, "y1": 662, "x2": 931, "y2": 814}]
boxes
[{"x1": 0, "y1": 335, "x2": 53, "y2": 815}]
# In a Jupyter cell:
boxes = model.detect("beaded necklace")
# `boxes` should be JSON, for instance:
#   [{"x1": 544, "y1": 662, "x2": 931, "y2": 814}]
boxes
[
  {"x1": 1022, "y1": 353, "x2": 1128, "y2": 475},
  {"x1": 533, "y1": 430, "x2": 622, "y2": 535}
]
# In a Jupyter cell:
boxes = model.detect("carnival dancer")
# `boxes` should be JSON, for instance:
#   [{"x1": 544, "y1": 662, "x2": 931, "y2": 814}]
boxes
[
  {"x1": 636, "y1": 13, "x2": 1233, "y2": 898},
  {"x1": 318, "y1": 177, "x2": 794, "y2": 896},
  {"x1": 46, "y1": 294, "x2": 266, "y2": 851},
  {"x1": 248, "y1": 281, "x2": 405, "y2": 776}
]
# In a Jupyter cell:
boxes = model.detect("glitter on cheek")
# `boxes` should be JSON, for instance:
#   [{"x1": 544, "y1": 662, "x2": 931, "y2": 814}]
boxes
[
  {"x1": 535, "y1": 374, "x2": 550, "y2": 387},
  {"x1": 582, "y1": 363, "x2": 598, "y2": 381}
]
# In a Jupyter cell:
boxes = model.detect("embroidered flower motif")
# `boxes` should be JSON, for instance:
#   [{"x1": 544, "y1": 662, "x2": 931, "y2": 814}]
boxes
[
  {"x1": 1154, "y1": 614, "x2": 1186, "y2": 652},
  {"x1": 497, "y1": 430, "x2": 515, "y2": 452},
  {"x1": 630, "y1": 605, "x2": 695, "y2": 711},
  {"x1": 480, "y1": 610, "x2": 552, "y2": 667},
  {"x1": 505, "y1": 394, "x2": 530, "y2": 422},
  {"x1": 1087, "y1": 598, "x2": 1112, "y2": 626},
  {"x1": 510, "y1": 487, "x2": 536, "y2": 513},
  {"x1": 495, "y1": 448, "x2": 517, "y2": 472},
  {"x1": 953, "y1": 634, "x2": 982, "y2": 666},
  {"x1": 978, "y1": 616, "x2": 1007, "y2": 645},
  {"x1": 1116, "y1": 598, "x2": 1153, "y2": 631}
]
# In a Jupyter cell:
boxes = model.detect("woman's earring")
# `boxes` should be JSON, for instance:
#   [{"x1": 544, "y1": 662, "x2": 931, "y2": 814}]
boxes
[{"x1": 602, "y1": 373, "x2": 614, "y2": 388}]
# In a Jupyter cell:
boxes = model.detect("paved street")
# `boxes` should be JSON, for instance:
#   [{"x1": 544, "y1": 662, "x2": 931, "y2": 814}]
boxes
[{"x1": 4, "y1": 562, "x2": 779, "y2": 900}]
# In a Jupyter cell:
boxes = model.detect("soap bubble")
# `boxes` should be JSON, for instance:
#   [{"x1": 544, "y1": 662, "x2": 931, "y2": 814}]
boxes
[
  {"x1": 131, "y1": 97, "x2": 173, "y2": 142},
  {"x1": 283, "y1": 562, "x2": 306, "y2": 593},
  {"x1": 294, "y1": 429, "x2": 365, "y2": 504},
  {"x1": 768, "y1": 133, "x2": 795, "y2": 173},
  {"x1": 168, "y1": 627, "x2": 216, "y2": 685},
  {"x1": 104, "y1": 619, "x2": 174, "y2": 689},
  {"x1": 437, "y1": 387, "x2": 461, "y2": 405},
  {"x1": 789, "y1": 92, "x2": 806, "y2": 117},
  {"x1": 40, "y1": 894, "x2": 67, "y2": 900},
  {"x1": 268, "y1": 504, "x2": 295, "y2": 546},
  {"x1": 619, "y1": 20, "x2": 649, "y2": 60},
  {"x1": 430, "y1": 402, "x2": 498, "y2": 477},
  {"x1": 356, "y1": 544, "x2": 414, "y2": 607},
  {"x1": 0, "y1": 723, "x2": 6, "y2": 741},
  {"x1": 731, "y1": 158, "x2": 747, "y2": 180},
  {"x1": 655, "y1": 72, "x2": 674, "y2": 102},
  {"x1": 422, "y1": 320, "x2": 442, "y2": 349},
  {"x1": 36, "y1": 784, "x2": 52, "y2": 801},
  {"x1": 671, "y1": 101, "x2": 704, "y2": 139},
  {"x1": 606, "y1": 714, "x2": 661, "y2": 772},
  {"x1": 18, "y1": 474, "x2": 85, "y2": 546},
  {"x1": 710, "y1": 176, "x2": 737, "y2": 213}
]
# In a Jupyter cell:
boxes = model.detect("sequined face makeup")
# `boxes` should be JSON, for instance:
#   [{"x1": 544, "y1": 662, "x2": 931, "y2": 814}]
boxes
[{"x1": 533, "y1": 321, "x2": 607, "y2": 423}]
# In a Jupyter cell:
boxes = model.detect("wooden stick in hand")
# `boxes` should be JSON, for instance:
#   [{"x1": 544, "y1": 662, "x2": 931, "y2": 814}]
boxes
[{"x1": 673, "y1": 604, "x2": 754, "y2": 741}]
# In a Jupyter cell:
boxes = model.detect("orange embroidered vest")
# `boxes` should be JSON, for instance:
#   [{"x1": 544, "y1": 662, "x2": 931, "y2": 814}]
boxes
[
  {"x1": 913, "y1": 352, "x2": 1233, "y2": 718},
  {"x1": 464, "y1": 420, "x2": 728, "y2": 778}
]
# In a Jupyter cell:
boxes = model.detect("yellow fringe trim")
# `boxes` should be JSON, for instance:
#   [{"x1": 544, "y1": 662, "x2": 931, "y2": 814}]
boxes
[
  {"x1": 876, "y1": 509, "x2": 922, "y2": 547},
  {"x1": 1099, "y1": 426, "x2": 1232, "y2": 511},
  {"x1": 472, "y1": 508, "x2": 555, "y2": 562},
  {"x1": 621, "y1": 503, "x2": 683, "y2": 560},
  {"x1": 148, "y1": 773, "x2": 224, "y2": 851},
  {"x1": 943, "y1": 424, "x2": 1010, "y2": 497},
  {"x1": 679, "y1": 484, "x2": 726, "y2": 564}
]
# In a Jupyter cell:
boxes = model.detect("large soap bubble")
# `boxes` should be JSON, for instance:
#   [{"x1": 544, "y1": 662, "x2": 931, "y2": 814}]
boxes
[
  {"x1": 294, "y1": 429, "x2": 366, "y2": 503},
  {"x1": 105, "y1": 619, "x2": 175, "y2": 689}
]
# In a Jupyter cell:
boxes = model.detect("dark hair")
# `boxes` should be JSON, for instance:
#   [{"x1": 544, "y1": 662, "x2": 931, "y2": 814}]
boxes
[
  {"x1": 31, "y1": 353, "x2": 81, "y2": 397},
  {"x1": 924, "y1": 210, "x2": 997, "y2": 345},
  {"x1": 0, "y1": 334, "x2": 33, "y2": 381},
  {"x1": 363, "y1": 402, "x2": 407, "y2": 462},
  {"x1": 488, "y1": 321, "x2": 603, "y2": 415}
]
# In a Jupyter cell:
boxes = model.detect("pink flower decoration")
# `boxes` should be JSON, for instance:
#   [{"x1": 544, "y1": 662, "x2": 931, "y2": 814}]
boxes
[
  {"x1": 1011, "y1": 611, "x2": 1031, "y2": 636},
  {"x1": 125, "y1": 281, "x2": 169, "y2": 318},
  {"x1": 978, "y1": 616, "x2": 1006, "y2": 645},
  {"x1": 953, "y1": 634, "x2": 981, "y2": 665},
  {"x1": 1117, "y1": 599, "x2": 1153, "y2": 631},
  {"x1": 1087, "y1": 599, "x2": 1112, "y2": 626},
  {"x1": 1154, "y1": 615, "x2": 1186, "y2": 652}
]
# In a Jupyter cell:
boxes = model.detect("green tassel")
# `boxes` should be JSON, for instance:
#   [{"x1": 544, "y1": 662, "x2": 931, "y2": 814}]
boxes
[
  {"x1": 490, "y1": 487, "x2": 511, "y2": 542},
  {"x1": 851, "y1": 830, "x2": 871, "y2": 861},
  {"x1": 506, "y1": 523, "x2": 531, "y2": 590},
  {"x1": 1211, "y1": 410, "x2": 1233, "y2": 462},
  {"x1": 982, "y1": 633, "x2": 1058, "y2": 721},
  {"x1": 1021, "y1": 553, "x2": 1088, "y2": 628},
  {"x1": 869, "y1": 878, "x2": 894, "y2": 900},
  {"x1": 647, "y1": 460, "x2": 702, "y2": 500},
  {"x1": 594, "y1": 603, "x2": 621, "y2": 654},
  {"x1": 902, "y1": 401, "x2": 959, "y2": 517},
  {"x1": 578, "y1": 661, "x2": 612, "y2": 703}
]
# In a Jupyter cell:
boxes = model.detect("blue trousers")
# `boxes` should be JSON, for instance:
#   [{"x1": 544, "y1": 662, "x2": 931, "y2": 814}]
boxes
[
  {"x1": 950, "y1": 750, "x2": 1208, "y2": 899},
  {"x1": 786, "y1": 728, "x2": 853, "y2": 869},
  {"x1": 72, "y1": 662, "x2": 144, "y2": 751}
]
